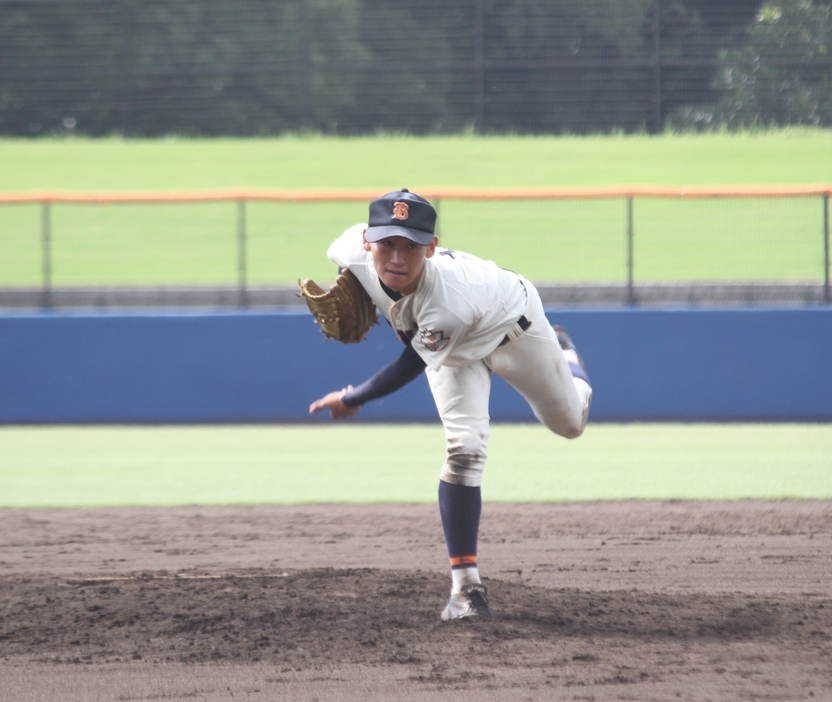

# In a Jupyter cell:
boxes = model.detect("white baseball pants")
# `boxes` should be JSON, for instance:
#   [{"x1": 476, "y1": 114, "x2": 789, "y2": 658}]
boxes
[{"x1": 426, "y1": 279, "x2": 592, "y2": 487}]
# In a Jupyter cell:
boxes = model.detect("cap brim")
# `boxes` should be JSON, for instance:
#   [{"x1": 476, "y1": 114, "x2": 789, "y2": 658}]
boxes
[{"x1": 365, "y1": 225, "x2": 435, "y2": 246}]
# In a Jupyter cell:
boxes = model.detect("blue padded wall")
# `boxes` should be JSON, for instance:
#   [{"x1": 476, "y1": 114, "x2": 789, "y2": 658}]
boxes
[{"x1": 0, "y1": 307, "x2": 829, "y2": 423}]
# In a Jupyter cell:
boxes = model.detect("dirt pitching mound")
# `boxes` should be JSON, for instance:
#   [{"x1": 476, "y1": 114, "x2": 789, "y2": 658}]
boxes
[
  {"x1": 1, "y1": 501, "x2": 831, "y2": 700},
  {"x1": 2, "y1": 567, "x2": 831, "y2": 667}
]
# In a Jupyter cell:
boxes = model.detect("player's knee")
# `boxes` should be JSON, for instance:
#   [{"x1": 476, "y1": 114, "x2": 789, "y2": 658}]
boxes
[
  {"x1": 563, "y1": 408, "x2": 590, "y2": 439},
  {"x1": 541, "y1": 391, "x2": 590, "y2": 439},
  {"x1": 545, "y1": 412, "x2": 586, "y2": 439},
  {"x1": 441, "y1": 453, "x2": 486, "y2": 487}
]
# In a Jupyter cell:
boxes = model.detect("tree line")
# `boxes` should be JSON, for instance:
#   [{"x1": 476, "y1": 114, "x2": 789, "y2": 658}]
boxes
[{"x1": 0, "y1": 0, "x2": 827, "y2": 136}]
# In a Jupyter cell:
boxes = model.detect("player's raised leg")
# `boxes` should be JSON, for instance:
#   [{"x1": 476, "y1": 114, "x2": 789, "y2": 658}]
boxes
[
  {"x1": 552, "y1": 325, "x2": 590, "y2": 385},
  {"x1": 486, "y1": 282, "x2": 591, "y2": 438},
  {"x1": 552, "y1": 323, "x2": 593, "y2": 425}
]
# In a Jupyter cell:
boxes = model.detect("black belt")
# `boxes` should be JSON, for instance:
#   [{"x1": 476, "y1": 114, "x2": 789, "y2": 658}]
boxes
[{"x1": 499, "y1": 315, "x2": 532, "y2": 346}]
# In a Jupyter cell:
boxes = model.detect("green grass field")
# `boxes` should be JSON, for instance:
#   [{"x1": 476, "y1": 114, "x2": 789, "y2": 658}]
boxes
[
  {"x1": 2, "y1": 133, "x2": 831, "y2": 286},
  {"x1": 4, "y1": 133, "x2": 832, "y2": 191},
  {"x1": 1, "y1": 423, "x2": 830, "y2": 508}
]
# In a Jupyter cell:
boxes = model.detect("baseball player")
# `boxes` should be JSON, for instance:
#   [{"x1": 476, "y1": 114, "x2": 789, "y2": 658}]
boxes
[{"x1": 309, "y1": 189, "x2": 592, "y2": 620}]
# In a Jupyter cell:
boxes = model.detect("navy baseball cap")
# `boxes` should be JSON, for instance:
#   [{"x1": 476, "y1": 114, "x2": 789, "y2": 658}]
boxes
[{"x1": 365, "y1": 189, "x2": 437, "y2": 245}]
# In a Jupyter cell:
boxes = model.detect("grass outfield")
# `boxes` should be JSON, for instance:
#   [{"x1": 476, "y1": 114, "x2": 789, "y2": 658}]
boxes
[
  {"x1": 3, "y1": 133, "x2": 832, "y2": 191},
  {"x1": 1, "y1": 423, "x2": 830, "y2": 508},
  {"x1": 1, "y1": 133, "x2": 831, "y2": 286}
]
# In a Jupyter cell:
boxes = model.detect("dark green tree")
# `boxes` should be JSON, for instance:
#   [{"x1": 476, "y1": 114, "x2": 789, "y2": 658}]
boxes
[{"x1": 714, "y1": 0, "x2": 832, "y2": 127}]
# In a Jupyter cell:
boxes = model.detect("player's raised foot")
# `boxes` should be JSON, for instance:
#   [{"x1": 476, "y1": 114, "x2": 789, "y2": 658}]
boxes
[
  {"x1": 441, "y1": 583, "x2": 492, "y2": 621},
  {"x1": 553, "y1": 324, "x2": 589, "y2": 378}
]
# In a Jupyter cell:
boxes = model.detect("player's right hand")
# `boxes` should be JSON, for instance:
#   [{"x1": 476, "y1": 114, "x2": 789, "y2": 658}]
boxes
[{"x1": 309, "y1": 386, "x2": 361, "y2": 419}]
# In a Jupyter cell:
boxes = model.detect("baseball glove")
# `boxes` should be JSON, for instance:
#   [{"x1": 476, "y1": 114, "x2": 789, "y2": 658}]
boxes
[{"x1": 298, "y1": 268, "x2": 378, "y2": 344}]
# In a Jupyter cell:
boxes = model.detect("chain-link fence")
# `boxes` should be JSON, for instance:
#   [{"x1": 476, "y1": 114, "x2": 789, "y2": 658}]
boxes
[
  {"x1": 1, "y1": 188, "x2": 829, "y2": 307},
  {"x1": 1, "y1": 0, "x2": 830, "y2": 136}
]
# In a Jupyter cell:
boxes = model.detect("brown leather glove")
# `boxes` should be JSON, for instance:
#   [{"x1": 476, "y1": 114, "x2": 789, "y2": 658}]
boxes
[{"x1": 298, "y1": 268, "x2": 378, "y2": 344}]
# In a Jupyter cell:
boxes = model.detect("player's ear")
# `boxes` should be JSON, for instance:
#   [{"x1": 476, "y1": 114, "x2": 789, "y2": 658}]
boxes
[
  {"x1": 362, "y1": 229, "x2": 372, "y2": 252},
  {"x1": 425, "y1": 235, "x2": 439, "y2": 258}
]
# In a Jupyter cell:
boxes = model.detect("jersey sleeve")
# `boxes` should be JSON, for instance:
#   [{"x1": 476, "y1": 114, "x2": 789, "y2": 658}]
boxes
[
  {"x1": 341, "y1": 341, "x2": 427, "y2": 407},
  {"x1": 327, "y1": 223, "x2": 367, "y2": 269}
]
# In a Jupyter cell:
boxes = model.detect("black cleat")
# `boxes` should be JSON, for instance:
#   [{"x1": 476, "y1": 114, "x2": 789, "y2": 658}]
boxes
[{"x1": 553, "y1": 324, "x2": 587, "y2": 374}]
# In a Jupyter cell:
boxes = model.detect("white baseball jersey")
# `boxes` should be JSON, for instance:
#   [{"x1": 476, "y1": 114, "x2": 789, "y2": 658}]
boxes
[{"x1": 327, "y1": 223, "x2": 528, "y2": 371}]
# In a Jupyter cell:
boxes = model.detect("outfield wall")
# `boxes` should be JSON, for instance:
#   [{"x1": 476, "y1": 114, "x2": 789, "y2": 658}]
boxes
[{"x1": 0, "y1": 308, "x2": 829, "y2": 424}]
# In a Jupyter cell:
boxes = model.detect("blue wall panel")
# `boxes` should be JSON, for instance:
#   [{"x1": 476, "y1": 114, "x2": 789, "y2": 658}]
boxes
[
  {"x1": 0, "y1": 311, "x2": 435, "y2": 423},
  {"x1": 0, "y1": 307, "x2": 829, "y2": 423},
  {"x1": 555, "y1": 308, "x2": 832, "y2": 421}
]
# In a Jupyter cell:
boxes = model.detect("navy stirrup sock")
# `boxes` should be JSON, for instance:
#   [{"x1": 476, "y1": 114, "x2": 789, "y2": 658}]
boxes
[
  {"x1": 568, "y1": 361, "x2": 590, "y2": 385},
  {"x1": 438, "y1": 480, "x2": 482, "y2": 570}
]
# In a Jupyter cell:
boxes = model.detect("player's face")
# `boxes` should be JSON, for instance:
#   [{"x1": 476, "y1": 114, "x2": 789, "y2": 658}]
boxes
[{"x1": 363, "y1": 233, "x2": 438, "y2": 296}]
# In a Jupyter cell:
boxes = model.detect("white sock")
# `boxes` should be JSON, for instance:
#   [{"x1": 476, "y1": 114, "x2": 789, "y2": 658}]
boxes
[
  {"x1": 573, "y1": 377, "x2": 592, "y2": 405},
  {"x1": 451, "y1": 566, "x2": 481, "y2": 594},
  {"x1": 562, "y1": 348, "x2": 580, "y2": 365}
]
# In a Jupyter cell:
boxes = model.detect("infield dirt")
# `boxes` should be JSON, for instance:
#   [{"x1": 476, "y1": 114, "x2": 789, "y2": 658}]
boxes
[{"x1": 1, "y1": 500, "x2": 831, "y2": 701}]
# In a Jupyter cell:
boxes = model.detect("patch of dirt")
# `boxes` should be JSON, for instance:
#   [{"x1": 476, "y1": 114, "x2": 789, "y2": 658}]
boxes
[{"x1": 1, "y1": 501, "x2": 831, "y2": 701}]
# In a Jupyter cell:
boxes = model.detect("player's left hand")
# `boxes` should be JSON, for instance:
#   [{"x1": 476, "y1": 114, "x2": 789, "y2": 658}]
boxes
[{"x1": 309, "y1": 386, "x2": 361, "y2": 419}]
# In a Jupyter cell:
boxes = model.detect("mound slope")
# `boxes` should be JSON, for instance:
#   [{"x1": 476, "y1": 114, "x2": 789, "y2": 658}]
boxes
[{"x1": 1, "y1": 501, "x2": 830, "y2": 700}]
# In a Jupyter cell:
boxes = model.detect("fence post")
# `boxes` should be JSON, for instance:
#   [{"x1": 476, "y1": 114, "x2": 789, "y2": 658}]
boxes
[
  {"x1": 824, "y1": 194, "x2": 830, "y2": 304},
  {"x1": 120, "y1": 0, "x2": 133, "y2": 136},
  {"x1": 474, "y1": 0, "x2": 485, "y2": 133},
  {"x1": 237, "y1": 199, "x2": 247, "y2": 307},
  {"x1": 652, "y1": 0, "x2": 662, "y2": 134},
  {"x1": 41, "y1": 201, "x2": 52, "y2": 308},
  {"x1": 627, "y1": 196, "x2": 635, "y2": 305},
  {"x1": 299, "y1": 0, "x2": 310, "y2": 131}
]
